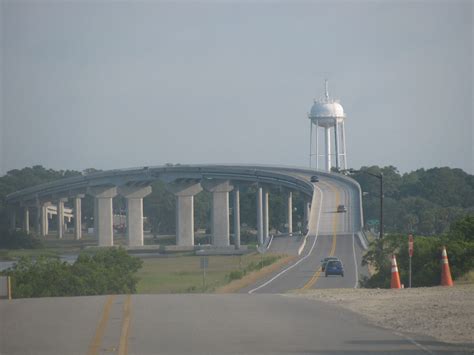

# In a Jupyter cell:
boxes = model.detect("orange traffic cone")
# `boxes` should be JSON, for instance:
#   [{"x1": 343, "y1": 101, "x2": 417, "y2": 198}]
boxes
[
  {"x1": 440, "y1": 246, "x2": 454, "y2": 286},
  {"x1": 390, "y1": 254, "x2": 401, "y2": 289}
]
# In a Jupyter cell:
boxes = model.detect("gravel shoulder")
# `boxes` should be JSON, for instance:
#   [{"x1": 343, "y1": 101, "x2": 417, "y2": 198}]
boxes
[{"x1": 289, "y1": 284, "x2": 474, "y2": 345}]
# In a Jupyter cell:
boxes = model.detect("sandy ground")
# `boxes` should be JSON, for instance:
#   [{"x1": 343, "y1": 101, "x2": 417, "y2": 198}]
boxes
[{"x1": 290, "y1": 285, "x2": 474, "y2": 345}]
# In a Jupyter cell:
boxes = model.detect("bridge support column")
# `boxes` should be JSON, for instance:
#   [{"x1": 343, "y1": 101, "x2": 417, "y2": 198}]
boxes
[
  {"x1": 118, "y1": 186, "x2": 152, "y2": 247},
  {"x1": 233, "y1": 186, "x2": 240, "y2": 249},
  {"x1": 88, "y1": 187, "x2": 117, "y2": 247},
  {"x1": 41, "y1": 203, "x2": 50, "y2": 237},
  {"x1": 256, "y1": 186, "x2": 263, "y2": 246},
  {"x1": 287, "y1": 191, "x2": 293, "y2": 236},
  {"x1": 202, "y1": 180, "x2": 233, "y2": 247},
  {"x1": 57, "y1": 198, "x2": 67, "y2": 239},
  {"x1": 263, "y1": 188, "x2": 269, "y2": 241},
  {"x1": 74, "y1": 195, "x2": 84, "y2": 240},
  {"x1": 168, "y1": 182, "x2": 203, "y2": 246},
  {"x1": 23, "y1": 207, "x2": 30, "y2": 234}
]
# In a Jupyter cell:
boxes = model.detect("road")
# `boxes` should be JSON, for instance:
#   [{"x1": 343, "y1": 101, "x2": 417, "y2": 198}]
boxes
[
  {"x1": 2, "y1": 293, "x2": 471, "y2": 354},
  {"x1": 241, "y1": 177, "x2": 368, "y2": 294}
]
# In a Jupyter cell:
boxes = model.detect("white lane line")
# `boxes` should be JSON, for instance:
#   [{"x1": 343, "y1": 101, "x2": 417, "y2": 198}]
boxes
[
  {"x1": 393, "y1": 332, "x2": 435, "y2": 354},
  {"x1": 248, "y1": 186, "x2": 323, "y2": 294},
  {"x1": 352, "y1": 233, "x2": 359, "y2": 288},
  {"x1": 266, "y1": 235, "x2": 274, "y2": 250}
]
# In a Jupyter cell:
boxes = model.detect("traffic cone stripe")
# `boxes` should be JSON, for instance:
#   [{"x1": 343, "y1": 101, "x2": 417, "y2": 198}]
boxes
[
  {"x1": 390, "y1": 255, "x2": 401, "y2": 289},
  {"x1": 440, "y1": 246, "x2": 453, "y2": 287}
]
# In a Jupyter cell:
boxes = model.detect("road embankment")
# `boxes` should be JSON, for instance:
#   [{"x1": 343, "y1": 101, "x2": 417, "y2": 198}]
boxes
[{"x1": 290, "y1": 284, "x2": 474, "y2": 345}]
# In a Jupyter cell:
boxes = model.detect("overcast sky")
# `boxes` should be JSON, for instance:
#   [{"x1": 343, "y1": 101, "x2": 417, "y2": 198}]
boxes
[{"x1": 1, "y1": 0, "x2": 473, "y2": 176}]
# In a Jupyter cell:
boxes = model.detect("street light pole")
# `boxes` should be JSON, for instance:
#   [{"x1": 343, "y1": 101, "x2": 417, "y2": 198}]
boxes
[{"x1": 345, "y1": 168, "x2": 384, "y2": 239}]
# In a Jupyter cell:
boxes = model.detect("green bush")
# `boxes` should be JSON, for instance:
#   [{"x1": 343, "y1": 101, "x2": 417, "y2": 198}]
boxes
[
  {"x1": 0, "y1": 228, "x2": 43, "y2": 249},
  {"x1": 2, "y1": 247, "x2": 143, "y2": 298},
  {"x1": 228, "y1": 270, "x2": 245, "y2": 281},
  {"x1": 361, "y1": 215, "x2": 474, "y2": 288}
]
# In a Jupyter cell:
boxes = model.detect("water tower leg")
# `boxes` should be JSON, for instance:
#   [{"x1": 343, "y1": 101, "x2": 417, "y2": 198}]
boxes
[
  {"x1": 341, "y1": 120, "x2": 348, "y2": 169},
  {"x1": 325, "y1": 127, "x2": 331, "y2": 172},
  {"x1": 334, "y1": 121, "x2": 340, "y2": 170}
]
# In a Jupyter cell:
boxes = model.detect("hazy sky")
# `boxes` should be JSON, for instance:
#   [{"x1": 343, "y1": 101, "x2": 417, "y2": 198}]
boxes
[{"x1": 1, "y1": 0, "x2": 473, "y2": 176}]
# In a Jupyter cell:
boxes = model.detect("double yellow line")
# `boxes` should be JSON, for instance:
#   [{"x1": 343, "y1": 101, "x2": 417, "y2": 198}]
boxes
[
  {"x1": 300, "y1": 181, "x2": 339, "y2": 291},
  {"x1": 87, "y1": 294, "x2": 132, "y2": 355}
]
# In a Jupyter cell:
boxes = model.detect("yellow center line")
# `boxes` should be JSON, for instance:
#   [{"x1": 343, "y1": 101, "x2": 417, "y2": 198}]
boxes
[
  {"x1": 118, "y1": 294, "x2": 132, "y2": 355},
  {"x1": 87, "y1": 295, "x2": 116, "y2": 355},
  {"x1": 300, "y1": 181, "x2": 339, "y2": 291}
]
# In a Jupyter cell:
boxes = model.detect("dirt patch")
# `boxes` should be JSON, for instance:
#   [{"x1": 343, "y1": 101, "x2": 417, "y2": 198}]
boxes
[
  {"x1": 290, "y1": 285, "x2": 474, "y2": 345},
  {"x1": 215, "y1": 255, "x2": 296, "y2": 293}
]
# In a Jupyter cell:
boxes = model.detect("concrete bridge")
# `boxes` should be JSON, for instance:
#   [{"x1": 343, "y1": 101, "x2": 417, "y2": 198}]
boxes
[{"x1": 5, "y1": 165, "x2": 363, "y2": 248}]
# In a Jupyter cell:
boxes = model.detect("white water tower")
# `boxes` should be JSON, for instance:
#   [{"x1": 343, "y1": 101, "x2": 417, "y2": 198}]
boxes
[{"x1": 308, "y1": 80, "x2": 347, "y2": 172}]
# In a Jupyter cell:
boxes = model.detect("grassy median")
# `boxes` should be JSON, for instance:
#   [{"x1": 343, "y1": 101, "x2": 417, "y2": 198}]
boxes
[{"x1": 136, "y1": 253, "x2": 283, "y2": 293}]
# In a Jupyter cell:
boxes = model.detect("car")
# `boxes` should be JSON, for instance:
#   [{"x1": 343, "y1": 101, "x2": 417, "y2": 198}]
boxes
[
  {"x1": 310, "y1": 175, "x2": 319, "y2": 183},
  {"x1": 325, "y1": 260, "x2": 344, "y2": 277},
  {"x1": 337, "y1": 204, "x2": 347, "y2": 213},
  {"x1": 320, "y1": 256, "x2": 340, "y2": 272}
]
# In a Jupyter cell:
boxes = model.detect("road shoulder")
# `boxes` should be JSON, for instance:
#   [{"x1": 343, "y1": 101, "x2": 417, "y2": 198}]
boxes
[{"x1": 287, "y1": 285, "x2": 474, "y2": 349}]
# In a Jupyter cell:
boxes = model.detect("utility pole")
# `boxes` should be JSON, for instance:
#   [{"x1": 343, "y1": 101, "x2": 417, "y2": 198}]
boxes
[{"x1": 346, "y1": 168, "x2": 384, "y2": 239}]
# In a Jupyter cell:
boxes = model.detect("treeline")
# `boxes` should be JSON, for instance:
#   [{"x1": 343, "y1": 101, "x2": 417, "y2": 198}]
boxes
[
  {"x1": 351, "y1": 166, "x2": 474, "y2": 235},
  {"x1": 361, "y1": 215, "x2": 474, "y2": 288},
  {"x1": 1, "y1": 248, "x2": 143, "y2": 298}
]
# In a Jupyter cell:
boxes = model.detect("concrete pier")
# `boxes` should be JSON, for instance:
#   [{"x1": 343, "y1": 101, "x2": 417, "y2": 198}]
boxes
[
  {"x1": 118, "y1": 186, "x2": 152, "y2": 247},
  {"x1": 202, "y1": 180, "x2": 233, "y2": 247},
  {"x1": 233, "y1": 186, "x2": 241, "y2": 249},
  {"x1": 41, "y1": 203, "x2": 50, "y2": 237},
  {"x1": 88, "y1": 187, "x2": 117, "y2": 247},
  {"x1": 74, "y1": 195, "x2": 84, "y2": 240},
  {"x1": 256, "y1": 186, "x2": 263, "y2": 246},
  {"x1": 57, "y1": 198, "x2": 66, "y2": 239},
  {"x1": 263, "y1": 189, "x2": 269, "y2": 241},
  {"x1": 287, "y1": 191, "x2": 293, "y2": 236},
  {"x1": 23, "y1": 207, "x2": 30, "y2": 234},
  {"x1": 168, "y1": 182, "x2": 203, "y2": 246}
]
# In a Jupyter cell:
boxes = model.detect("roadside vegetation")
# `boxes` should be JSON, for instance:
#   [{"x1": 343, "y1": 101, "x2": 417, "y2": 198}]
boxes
[
  {"x1": 136, "y1": 253, "x2": 282, "y2": 293},
  {"x1": 361, "y1": 215, "x2": 474, "y2": 288},
  {"x1": 1, "y1": 248, "x2": 143, "y2": 298},
  {"x1": 351, "y1": 166, "x2": 474, "y2": 235}
]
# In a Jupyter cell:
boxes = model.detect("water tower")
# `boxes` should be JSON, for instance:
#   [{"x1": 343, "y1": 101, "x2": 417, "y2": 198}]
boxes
[{"x1": 308, "y1": 80, "x2": 347, "y2": 172}]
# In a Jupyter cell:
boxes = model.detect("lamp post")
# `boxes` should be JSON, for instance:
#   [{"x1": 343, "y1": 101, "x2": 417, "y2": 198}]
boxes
[{"x1": 343, "y1": 169, "x2": 384, "y2": 239}]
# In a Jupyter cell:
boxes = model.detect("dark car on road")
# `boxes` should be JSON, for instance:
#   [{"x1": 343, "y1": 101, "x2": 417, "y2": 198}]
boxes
[
  {"x1": 310, "y1": 175, "x2": 319, "y2": 182},
  {"x1": 337, "y1": 204, "x2": 347, "y2": 213},
  {"x1": 325, "y1": 260, "x2": 344, "y2": 277},
  {"x1": 320, "y1": 256, "x2": 340, "y2": 272}
]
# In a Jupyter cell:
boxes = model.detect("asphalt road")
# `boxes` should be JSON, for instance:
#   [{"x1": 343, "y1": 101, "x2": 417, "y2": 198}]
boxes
[
  {"x1": 241, "y1": 177, "x2": 368, "y2": 294},
  {"x1": 1, "y1": 293, "x2": 470, "y2": 355}
]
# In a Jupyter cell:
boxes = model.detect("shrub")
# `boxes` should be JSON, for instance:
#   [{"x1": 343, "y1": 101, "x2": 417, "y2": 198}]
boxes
[{"x1": 2, "y1": 247, "x2": 143, "y2": 298}]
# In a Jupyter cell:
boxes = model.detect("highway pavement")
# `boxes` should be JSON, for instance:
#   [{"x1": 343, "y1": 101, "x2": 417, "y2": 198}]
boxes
[{"x1": 1, "y1": 293, "x2": 471, "y2": 354}]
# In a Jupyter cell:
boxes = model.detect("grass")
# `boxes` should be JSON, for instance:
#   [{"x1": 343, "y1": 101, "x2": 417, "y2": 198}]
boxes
[{"x1": 136, "y1": 253, "x2": 283, "y2": 294}]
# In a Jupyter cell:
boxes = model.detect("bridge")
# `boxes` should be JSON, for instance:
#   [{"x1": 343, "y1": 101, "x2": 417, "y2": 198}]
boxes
[{"x1": 5, "y1": 164, "x2": 364, "y2": 250}]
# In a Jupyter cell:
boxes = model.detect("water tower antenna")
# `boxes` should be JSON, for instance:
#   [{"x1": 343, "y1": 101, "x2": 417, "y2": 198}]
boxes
[{"x1": 324, "y1": 79, "x2": 329, "y2": 101}]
